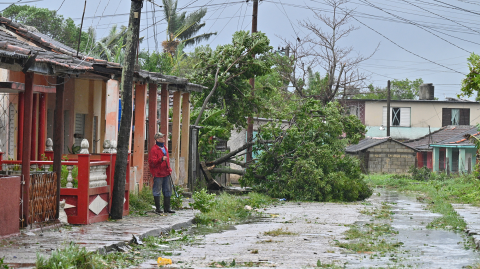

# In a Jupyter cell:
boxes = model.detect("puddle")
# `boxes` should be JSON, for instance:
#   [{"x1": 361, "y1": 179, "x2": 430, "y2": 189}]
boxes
[{"x1": 346, "y1": 189, "x2": 480, "y2": 268}]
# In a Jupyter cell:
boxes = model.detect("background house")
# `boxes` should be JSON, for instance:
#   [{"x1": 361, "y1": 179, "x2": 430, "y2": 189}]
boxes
[
  {"x1": 343, "y1": 84, "x2": 480, "y2": 140},
  {"x1": 429, "y1": 129, "x2": 479, "y2": 174},
  {"x1": 404, "y1": 125, "x2": 477, "y2": 172},
  {"x1": 345, "y1": 137, "x2": 417, "y2": 174}
]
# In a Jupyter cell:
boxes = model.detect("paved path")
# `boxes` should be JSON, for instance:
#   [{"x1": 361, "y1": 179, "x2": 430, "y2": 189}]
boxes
[{"x1": 0, "y1": 209, "x2": 196, "y2": 268}]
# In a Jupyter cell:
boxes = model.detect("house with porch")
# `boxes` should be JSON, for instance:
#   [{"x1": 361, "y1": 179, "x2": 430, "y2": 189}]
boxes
[
  {"x1": 404, "y1": 125, "x2": 477, "y2": 172},
  {"x1": 0, "y1": 16, "x2": 203, "y2": 236},
  {"x1": 342, "y1": 83, "x2": 480, "y2": 140}
]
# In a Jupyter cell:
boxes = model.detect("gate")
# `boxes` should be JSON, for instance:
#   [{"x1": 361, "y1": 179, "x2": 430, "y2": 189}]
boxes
[{"x1": 28, "y1": 172, "x2": 57, "y2": 226}]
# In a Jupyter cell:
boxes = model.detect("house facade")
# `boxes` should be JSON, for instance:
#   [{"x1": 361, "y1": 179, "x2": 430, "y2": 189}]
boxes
[
  {"x1": 343, "y1": 84, "x2": 480, "y2": 140},
  {"x1": 0, "y1": 16, "x2": 202, "y2": 233}
]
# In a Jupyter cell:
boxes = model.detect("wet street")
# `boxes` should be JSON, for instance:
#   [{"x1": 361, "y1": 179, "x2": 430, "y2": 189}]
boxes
[{"x1": 134, "y1": 188, "x2": 480, "y2": 268}]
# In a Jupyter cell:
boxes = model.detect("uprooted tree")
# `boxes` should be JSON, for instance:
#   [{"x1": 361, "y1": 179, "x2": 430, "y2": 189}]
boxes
[{"x1": 241, "y1": 100, "x2": 372, "y2": 201}]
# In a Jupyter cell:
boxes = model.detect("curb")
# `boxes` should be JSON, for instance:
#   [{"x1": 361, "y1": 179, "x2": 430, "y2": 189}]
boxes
[{"x1": 96, "y1": 218, "x2": 195, "y2": 255}]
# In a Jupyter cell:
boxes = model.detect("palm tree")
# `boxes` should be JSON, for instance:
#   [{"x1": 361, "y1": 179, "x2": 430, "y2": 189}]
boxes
[
  {"x1": 161, "y1": 0, "x2": 216, "y2": 55},
  {"x1": 88, "y1": 25, "x2": 128, "y2": 63}
]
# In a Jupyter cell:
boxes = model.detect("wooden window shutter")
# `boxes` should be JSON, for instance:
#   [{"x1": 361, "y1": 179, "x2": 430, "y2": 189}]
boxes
[
  {"x1": 459, "y1": 108, "x2": 470, "y2": 125},
  {"x1": 442, "y1": 108, "x2": 451, "y2": 126}
]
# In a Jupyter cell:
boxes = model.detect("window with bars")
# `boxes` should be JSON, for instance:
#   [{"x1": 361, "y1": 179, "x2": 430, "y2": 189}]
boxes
[
  {"x1": 442, "y1": 108, "x2": 469, "y2": 126},
  {"x1": 382, "y1": 107, "x2": 411, "y2": 127}
]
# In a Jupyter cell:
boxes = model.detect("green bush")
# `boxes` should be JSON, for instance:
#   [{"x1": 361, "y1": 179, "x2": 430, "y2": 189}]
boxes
[
  {"x1": 129, "y1": 187, "x2": 155, "y2": 215},
  {"x1": 0, "y1": 257, "x2": 8, "y2": 269},
  {"x1": 409, "y1": 165, "x2": 432, "y2": 181},
  {"x1": 193, "y1": 192, "x2": 275, "y2": 225},
  {"x1": 36, "y1": 242, "x2": 109, "y2": 269},
  {"x1": 170, "y1": 186, "x2": 184, "y2": 210},
  {"x1": 190, "y1": 189, "x2": 216, "y2": 213}
]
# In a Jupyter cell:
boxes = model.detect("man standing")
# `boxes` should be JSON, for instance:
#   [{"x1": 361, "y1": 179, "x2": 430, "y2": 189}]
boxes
[{"x1": 148, "y1": 132, "x2": 176, "y2": 214}]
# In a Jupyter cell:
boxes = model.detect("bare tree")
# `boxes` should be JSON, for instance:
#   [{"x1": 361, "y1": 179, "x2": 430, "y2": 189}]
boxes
[{"x1": 281, "y1": 0, "x2": 377, "y2": 103}]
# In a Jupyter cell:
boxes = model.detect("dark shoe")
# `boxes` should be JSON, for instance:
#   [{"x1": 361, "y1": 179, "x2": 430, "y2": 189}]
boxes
[
  {"x1": 154, "y1": 196, "x2": 163, "y2": 213},
  {"x1": 163, "y1": 196, "x2": 176, "y2": 213}
]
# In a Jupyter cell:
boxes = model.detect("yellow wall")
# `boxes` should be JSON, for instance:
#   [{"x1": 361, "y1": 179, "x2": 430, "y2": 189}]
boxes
[
  {"x1": 365, "y1": 101, "x2": 480, "y2": 128},
  {"x1": 74, "y1": 79, "x2": 89, "y2": 114}
]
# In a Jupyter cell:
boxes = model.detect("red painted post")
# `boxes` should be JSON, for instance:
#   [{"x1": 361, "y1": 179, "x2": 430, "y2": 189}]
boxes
[
  {"x1": 77, "y1": 154, "x2": 90, "y2": 224},
  {"x1": 21, "y1": 72, "x2": 34, "y2": 226},
  {"x1": 110, "y1": 153, "x2": 117, "y2": 197},
  {"x1": 31, "y1": 94, "x2": 37, "y2": 160},
  {"x1": 133, "y1": 83, "x2": 147, "y2": 190},
  {"x1": 17, "y1": 92, "x2": 24, "y2": 160},
  {"x1": 160, "y1": 84, "x2": 169, "y2": 143},
  {"x1": 38, "y1": 93, "x2": 46, "y2": 160}
]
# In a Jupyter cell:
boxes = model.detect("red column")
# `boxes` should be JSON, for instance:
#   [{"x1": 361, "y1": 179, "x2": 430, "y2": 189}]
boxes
[
  {"x1": 148, "y1": 83, "x2": 158, "y2": 150},
  {"x1": 38, "y1": 93, "x2": 46, "y2": 160},
  {"x1": 21, "y1": 72, "x2": 34, "y2": 226},
  {"x1": 133, "y1": 83, "x2": 147, "y2": 190},
  {"x1": 17, "y1": 92, "x2": 24, "y2": 160},
  {"x1": 160, "y1": 84, "x2": 169, "y2": 143},
  {"x1": 30, "y1": 94, "x2": 37, "y2": 160}
]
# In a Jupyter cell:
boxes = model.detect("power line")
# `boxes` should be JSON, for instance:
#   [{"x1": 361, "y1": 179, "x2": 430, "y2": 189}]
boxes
[
  {"x1": 345, "y1": 10, "x2": 465, "y2": 75},
  {"x1": 56, "y1": 0, "x2": 66, "y2": 12},
  {"x1": 360, "y1": 0, "x2": 472, "y2": 53}
]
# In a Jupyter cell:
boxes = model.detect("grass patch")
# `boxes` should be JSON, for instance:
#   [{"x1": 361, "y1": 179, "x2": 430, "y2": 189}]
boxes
[
  {"x1": 193, "y1": 191, "x2": 275, "y2": 225},
  {"x1": 364, "y1": 173, "x2": 472, "y2": 231},
  {"x1": 360, "y1": 203, "x2": 393, "y2": 219},
  {"x1": 129, "y1": 186, "x2": 184, "y2": 216},
  {"x1": 263, "y1": 228, "x2": 297, "y2": 237},
  {"x1": 336, "y1": 202, "x2": 401, "y2": 254},
  {"x1": 36, "y1": 229, "x2": 192, "y2": 269}
]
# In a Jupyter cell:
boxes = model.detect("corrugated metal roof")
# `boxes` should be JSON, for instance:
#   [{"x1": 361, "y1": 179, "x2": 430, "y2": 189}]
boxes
[
  {"x1": 346, "y1": 137, "x2": 417, "y2": 153},
  {"x1": 404, "y1": 125, "x2": 477, "y2": 150},
  {"x1": 435, "y1": 128, "x2": 480, "y2": 146}
]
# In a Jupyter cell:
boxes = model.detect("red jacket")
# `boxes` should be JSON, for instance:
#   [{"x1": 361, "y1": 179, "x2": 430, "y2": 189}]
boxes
[{"x1": 148, "y1": 144, "x2": 172, "y2": 178}]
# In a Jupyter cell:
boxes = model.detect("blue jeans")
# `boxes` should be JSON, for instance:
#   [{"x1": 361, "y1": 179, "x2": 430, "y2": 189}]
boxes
[{"x1": 152, "y1": 176, "x2": 171, "y2": 197}]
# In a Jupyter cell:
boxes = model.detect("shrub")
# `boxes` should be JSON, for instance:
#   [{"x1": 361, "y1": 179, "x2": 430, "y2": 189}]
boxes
[
  {"x1": 409, "y1": 165, "x2": 432, "y2": 181},
  {"x1": 36, "y1": 242, "x2": 109, "y2": 269},
  {"x1": 190, "y1": 189, "x2": 216, "y2": 213}
]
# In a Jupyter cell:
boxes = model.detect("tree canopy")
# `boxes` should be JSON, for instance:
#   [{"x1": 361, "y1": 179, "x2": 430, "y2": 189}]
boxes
[
  {"x1": 1, "y1": 4, "x2": 91, "y2": 51},
  {"x1": 354, "y1": 78, "x2": 424, "y2": 100},
  {"x1": 188, "y1": 30, "x2": 274, "y2": 128}
]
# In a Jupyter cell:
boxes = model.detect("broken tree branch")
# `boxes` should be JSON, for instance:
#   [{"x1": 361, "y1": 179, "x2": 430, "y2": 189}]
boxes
[
  {"x1": 210, "y1": 168, "x2": 245, "y2": 175},
  {"x1": 206, "y1": 139, "x2": 275, "y2": 166}
]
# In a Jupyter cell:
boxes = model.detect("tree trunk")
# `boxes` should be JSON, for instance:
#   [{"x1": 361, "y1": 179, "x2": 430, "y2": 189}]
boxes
[
  {"x1": 206, "y1": 140, "x2": 274, "y2": 166},
  {"x1": 210, "y1": 168, "x2": 245, "y2": 175},
  {"x1": 110, "y1": 0, "x2": 143, "y2": 219}
]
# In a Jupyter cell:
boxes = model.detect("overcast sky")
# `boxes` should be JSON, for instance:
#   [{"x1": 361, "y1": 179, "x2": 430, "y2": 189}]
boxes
[{"x1": 1, "y1": 0, "x2": 478, "y2": 100}]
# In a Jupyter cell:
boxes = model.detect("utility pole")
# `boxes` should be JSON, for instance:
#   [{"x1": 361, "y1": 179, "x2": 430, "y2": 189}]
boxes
[
  {"x1": 246, "y1": 0, "x2": 258, "y2": 164},
  {"x1": 387, "y1": 80, "x2": 391, "y2": 137},
  {"x1": 111, "y1": 0, "x2": 143, "y2": 219}
]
